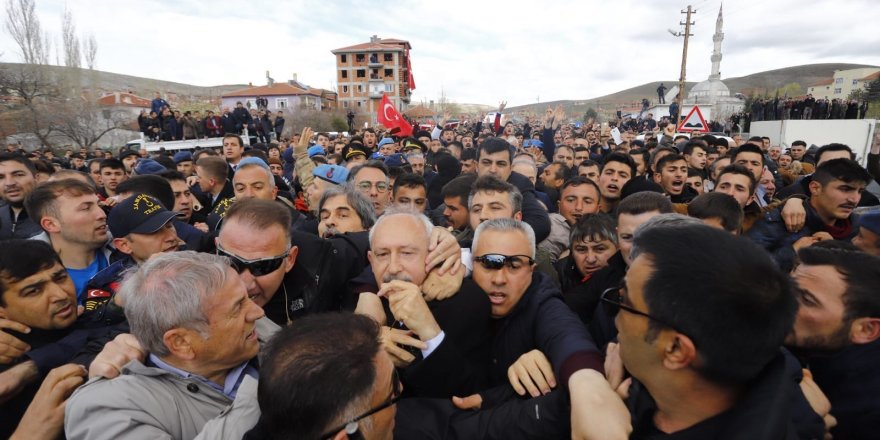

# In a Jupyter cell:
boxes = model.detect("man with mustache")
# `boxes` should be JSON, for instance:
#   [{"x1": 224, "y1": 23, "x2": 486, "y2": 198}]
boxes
[
  {"x1": 317, "y1": 185, "x2": 375, "y2": 239},
  {"x1": 748, "y1": 159, "x2": 872, "y2": 272},
  {"x1": 0, "y1": 153, "x2": 41, "y2": 239},
  {"x1": 0, "y1": 240, "x2": 84, "y2": 438}
]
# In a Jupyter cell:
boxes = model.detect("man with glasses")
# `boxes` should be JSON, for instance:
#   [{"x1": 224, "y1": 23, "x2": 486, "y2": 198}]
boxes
[
  {"x1": 244, "y1": 313, "x2": 397, "y2": 440},
  {"x1": 601, "y1": 223, "x2": 800, "y2": 437},
  {"x1": 348, "y1": 160, "x2": 392, "y2": 216},
  {"x1": 395, "y1": 218, "x2": 630, "y2": 439}
]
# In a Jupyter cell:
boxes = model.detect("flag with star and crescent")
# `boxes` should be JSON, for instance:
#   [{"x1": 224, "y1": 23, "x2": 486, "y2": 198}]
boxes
[{"x1": 378, "y1": 94, "x2": 413, "y2": 137}]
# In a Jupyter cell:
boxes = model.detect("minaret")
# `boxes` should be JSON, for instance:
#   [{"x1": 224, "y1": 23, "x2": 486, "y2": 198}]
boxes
[{"x1": 709, "y1": 4, "x2": 723, "y2": 80}]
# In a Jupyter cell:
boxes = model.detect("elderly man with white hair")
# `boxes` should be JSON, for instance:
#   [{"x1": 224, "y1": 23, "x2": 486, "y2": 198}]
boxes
[{"x1": 64, "y1": 251, "x2": 278, "y2": 440}]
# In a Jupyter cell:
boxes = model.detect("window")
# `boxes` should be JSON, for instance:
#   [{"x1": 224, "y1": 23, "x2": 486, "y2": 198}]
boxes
[
  {"x1": 371, "y1": 69, "x2": 379, "y2": 79},
  {"x1": 369, "y1": 53, "x2": 379, "y2": 63},
  {"x1": 340, "y1": 54, "x2": 347, "y2": 63},
  {"x1": 276, "y1": 98, "x2": 288, "y2": 109},
  {"x1": 342, "y1": 85, "x2": 349, "y2": 93},
  {"x1": 357, "y1": 69, "x2": 365, "y2": 78},
  {"x1": 357, "y1": 101, "x2": 362, "y2": 108},
  {"x1": 384, "y1": 84, "x2": 394, "y2": 93},
  {"x1": 834, "y1": 88, "x2": 842, "y2": 94},
  {"x1": 355, "y1": 54, "x2": 365, "y2": 63},
  {"x1": 246, "y1": 99, "x2": 256, "y2": 109},
  {"x1": 853, "y1": 79, "x2": 859, "y2": 86},
  {"x1": 343, "y1": 101, "x2": 349, "y2": 108},
  {"x1": 357, "y1": 85, "x2": 363, "y2": 93},
  {"x1": 384, "y1": 69, "x2": 393, "y2": 77},
  {"x1": 384, "y1": 53, "x2": 393, "y2": 62},
  {"x1": 835, "y1": 78, "x2": 843, "y2": 84},
  {"x1": 341, "y1": 70, "x2": 348, "y2": 79}
]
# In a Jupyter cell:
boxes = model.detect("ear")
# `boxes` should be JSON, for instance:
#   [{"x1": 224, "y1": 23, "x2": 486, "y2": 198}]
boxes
[
  {"x1": 514, "y1": 211, "x2": 523, "y2": 221},
  {"x1": 284, "y1": 246, "x2": 298, "y2": 273},
  {"x1": 367, "y1": 250, "x2": 374, "y2": 266},
  {"x1": 661, "y1": 333, "x2": 698, "y2": 371},
  {"x1": 653, "y1": 172, "x2": 662, "y2": 184},
  {"x1": 163, "y1": 328, "x2": 198, "y2": 360},
  {"x1": 40, "y1": 216, "x2": 62, "y2": 234},
  {"x1": 271, "y1": 186, "x2": 278, "y2": 199},
  {"x1": 113, "y1": 237, "x2": 133, "y2": 256},
  {"x1": 0, "y1": 307, "x2": 7, "y2": 319},
  {"x1": 849, "y1": 317, "x2": 880, "y2": 345},
  {"x1": 808, "y1": 180, "x2": 821, "y2": 197}
]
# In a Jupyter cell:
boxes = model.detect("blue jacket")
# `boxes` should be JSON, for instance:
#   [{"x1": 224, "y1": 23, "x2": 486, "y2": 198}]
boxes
[
  {"x1": 746, "y1": 200, "x2": 858, "y2": 272},
  {"x1": 150, "y1": 98, "x2": 168, "y2": 115}
]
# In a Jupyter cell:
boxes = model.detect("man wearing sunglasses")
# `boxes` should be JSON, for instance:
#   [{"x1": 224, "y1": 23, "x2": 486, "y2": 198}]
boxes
[
  {"x1": 604, "y1": 223, "x2": 800, "y2": 438},
  {"x1": 395, "y1": 218, "x2": 630, "y2": 439}
]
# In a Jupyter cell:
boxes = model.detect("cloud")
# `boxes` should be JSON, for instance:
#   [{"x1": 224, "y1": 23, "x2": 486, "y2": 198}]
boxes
[{"x1": 0, "y1": 0, "x2": 877, "y2": 107}]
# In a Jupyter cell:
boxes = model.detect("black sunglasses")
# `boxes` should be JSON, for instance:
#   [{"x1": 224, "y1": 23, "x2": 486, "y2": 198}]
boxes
[
  {"x1": 474, "y1": 254, "x2": 535, "y2": 271},
  {"x1": 599, "y1": 283, "x2": 685, "y2": 335},
  {"x1": 216, "y1": 244, "x2": 290, "y2": 277},
  {"x1": 321, "y1": 369, "x2": 402, "y2": 439}
]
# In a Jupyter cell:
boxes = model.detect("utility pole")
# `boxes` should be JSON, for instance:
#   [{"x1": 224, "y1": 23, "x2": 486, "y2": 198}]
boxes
[{"x1": 670, "y1": 5, "x2": 695, "y2": 125}]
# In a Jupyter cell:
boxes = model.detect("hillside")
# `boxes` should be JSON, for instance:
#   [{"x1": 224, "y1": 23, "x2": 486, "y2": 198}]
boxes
[{"x1": 506, "y1": 63, "x2": 878, "y2": 118}]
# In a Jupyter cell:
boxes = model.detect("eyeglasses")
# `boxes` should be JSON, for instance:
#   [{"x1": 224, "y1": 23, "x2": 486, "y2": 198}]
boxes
[
  {"x1": 474, "y1": 254, "x2": 535, "y2": 272},
  {"x1": 216, "y1": 243, "x2": 290, "y2": 277},
  {"x1": 356, "y1": 181, "x2": 389, "y2": 193},
  {"x1": 321, "y1": 369, "x2": 402, "y2": 439},
  {"x1": 599, "y1": 283, "x2": 685, "y2": 335}
]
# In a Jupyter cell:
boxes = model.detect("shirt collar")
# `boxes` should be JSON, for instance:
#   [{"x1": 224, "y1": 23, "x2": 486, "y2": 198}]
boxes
[{"x1": 148, "y1": 354, "x2": 257, "y2": 399}]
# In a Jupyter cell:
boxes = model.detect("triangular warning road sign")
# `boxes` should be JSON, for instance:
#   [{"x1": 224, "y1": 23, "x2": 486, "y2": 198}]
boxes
[{"x1": 677, "y1": 106, "x2": 709, "y2": 132}]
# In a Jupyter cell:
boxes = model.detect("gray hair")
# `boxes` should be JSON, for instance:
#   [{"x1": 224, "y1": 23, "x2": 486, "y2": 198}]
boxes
[
  {"x1": 318, "y1": 184, "x2": 377, "y2": 230},
  {"x1": 630, "y1": 213, "x2": 704, "y2": 261},
  {"x1": 405, "y1": 152, "x2": 425, "y2": 161},
  {"x1": 473, "y1": 218, "x2": 536, "y2": 259},
  {"x1": 121, "y1": 251, "x2": 231, "y2": 357},
  {"x1": 368, "y1": 205, "x2": 433, "y2": 248},
  {"x1": 235, "y1": 162, "x2": 276, "y2": 188}
]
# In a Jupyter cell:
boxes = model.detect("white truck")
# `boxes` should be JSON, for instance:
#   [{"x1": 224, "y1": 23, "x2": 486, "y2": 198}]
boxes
[{"x1": 749, "y1": 119, "x2": 877, "y2": 166}]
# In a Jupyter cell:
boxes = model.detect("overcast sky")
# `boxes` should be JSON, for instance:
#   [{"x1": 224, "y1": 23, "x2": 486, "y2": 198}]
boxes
[{"x1": 2, "y1": 0, "x2": 878, "y2": 106}]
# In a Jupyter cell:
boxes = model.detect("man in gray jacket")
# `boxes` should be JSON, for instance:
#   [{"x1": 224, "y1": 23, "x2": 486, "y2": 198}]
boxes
[{"x1": 65, "y1": 251, "x2": 278, "y2": 440}]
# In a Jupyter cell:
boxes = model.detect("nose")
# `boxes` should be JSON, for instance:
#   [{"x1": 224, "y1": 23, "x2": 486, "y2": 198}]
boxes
[
  {"x1": 47, "y1": 281, "x2": 70, "y2": 302},
  {"x1": 490, "y1": 267, "x2": 506, "y2": 286},
  {"x1": 388, "y1": 252, "x2": 403, "y2": 275},
  {"x1": 245, "y1": 297, "x2": 265, "y2": 321},
  {"x1": 573, "y1": 199, "x2": 584, "y2": 213}
]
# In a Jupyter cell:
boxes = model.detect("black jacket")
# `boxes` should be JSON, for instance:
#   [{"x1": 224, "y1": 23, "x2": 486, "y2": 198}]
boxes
[
  {"x1": 627, "y1": 352, "x2": 800, "y2": 439},
  {"x1": 0, "y1": 202, "x2": 42, "y2": 240},
  {"x1": 560, "y1": 251, "x2": 626, "y2": 327},
  {"x1": 260, "y1": 231, "x2": 370, "y2": 326},
  {"x1": 508, "y1": 171, "x2": 551, "y2": 243}
]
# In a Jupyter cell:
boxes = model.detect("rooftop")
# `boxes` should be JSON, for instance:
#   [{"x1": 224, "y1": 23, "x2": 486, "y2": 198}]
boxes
[
  {"x1": 332, "y1": 36, "x2": 411, "y2": 54},
  {"x1": 222, "y1": 83, "x2": 322, "y2": 98}
]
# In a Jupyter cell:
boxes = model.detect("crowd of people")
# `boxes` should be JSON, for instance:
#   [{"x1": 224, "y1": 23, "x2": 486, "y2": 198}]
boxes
[
  {"x1": 750, "y1": 94, "x2": 870, "y2": 122},
  {"x1": 140, "y1": 93, "x2": 285, "y2": 143},
  {"x1": 1, "y1": 100, "x2": 879, "y2": 439}
]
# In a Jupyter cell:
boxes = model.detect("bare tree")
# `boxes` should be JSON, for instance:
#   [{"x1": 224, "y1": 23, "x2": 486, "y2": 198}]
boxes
[
  {"x1": 51, "y1": 100, "x2": 131, "y2": 148},
  {"x1": 0, "y1": 63, "x2": 60, "y2": 145},
  {"x1": 61, "y1": 5, "x2": 80, "y2": 67},
  {"x1": 83, "y1": 32, "x2": 96, "y2": 69},
  {"x1": 4, "y1": 0, "x2": 50, "y2": 64}
]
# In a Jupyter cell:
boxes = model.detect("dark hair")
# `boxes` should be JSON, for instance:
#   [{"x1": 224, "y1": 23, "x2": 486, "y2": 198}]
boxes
[
  {"x1": 797, "y1": 246, "x2": 880, "y2": 322},
  {"x1": 814, "y1": 143, "x2": 854, "y2": 163},
  {"x1": 578, "y1": 160, "x2": 599, "y2": 171},
  {"x1": 441, "y1": 173, "x2": 478, "y2": 207},
  {"x1": 248, "y1": 313, "x2": 380, "y2": 440},
  {"x1": 159, "y1": 170, "x2": 186, "y2": 183},
  {"x1": 655, "y1": 153, "x2": 687, "y2": 171},
  {"x1": 560, "y1": 176, "x2": 601, "y2": 198},
  {"x1": 617, "y1": 191, "x2": 673, "y2": 216},
  {"x1": 573, "y1": 146, "x2": 589, "y2": 154},
  {"x1": 0, "y1": 153, "x2": 37, "y2": 175},
  {"x1": 649, "y1": 146, "x2": 677, "y2": 171},
  {"x1": 682, "y1": 141, "x2": 706, "y2": 156},
  {"x1": 569, "y1": 212, "x2": 617, "y2": 247},
  {"x1": 811, "y1": 158, "x2": 871, "y2": 187},
  {"x1": 460, "y1": 148, "x2": 477, "y2": 161},
  {"x1": 602, "y1": 152, "x2": 637, "y2": 177},
  {"x1": 476, "y1": 137, "x2": 514, "y2": 163},
  {"x1": 686, "y1": 167, "x2": 701, "y2": 178},
  {"x1": 32, "y1": 159, "x2": 55, "y2": 176},
  {"x1": 791, "y1": 140, "x2": 807, "y2": 147},
  {"x1": 468, "y1": 175, "x2": 522, "y2": 214},
  {"x1": 632, "y1": 224, "x2": 796, "y2": 384},
  {"x1": 116, "y1": 176, "x2": 175, "y2": 211},
  {"x1": 392, "y1": 173, "x2": 426, "y2": 197},
  {"x1": 99, "y1": 158, "x2": 125, "y2": 172},
  {"x1": 195, "y1": 156, "x2": 229, "y2": 181},
  {"x1": 688, "y1": 192, "x2": 743, "y2": 232},
  {"x1": 347, "y1": 160, "x2": 389, "y2": 181},
  {"x1": 0, "y1": 240, "x2": 61, "y2": 306},
  {"x1": 242, "y1": 149, "x2": 269, "y2": 162},
  {"x1": 224, "y1": 198, "x2": 292, "y2": 241},
  {"x1": 223, "y1": 133, "x2": 244, "y2": 148},
  {"x1": 545, "y1": 161, "x2": 567, "y2": 182},
  {"x1": 733, "y1": 143, "x2": 765, "y2": 167},
  {"x1": 716, "y1": 164, "x2": 757, "y2": 195},
  {"x1": 25, "y1": 179, "x2": 96, "y2": 224}
]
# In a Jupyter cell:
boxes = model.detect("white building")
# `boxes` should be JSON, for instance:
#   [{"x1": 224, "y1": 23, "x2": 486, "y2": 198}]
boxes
[{"x1": 807, "y1": 68, "x2": 880, "y2": 99}]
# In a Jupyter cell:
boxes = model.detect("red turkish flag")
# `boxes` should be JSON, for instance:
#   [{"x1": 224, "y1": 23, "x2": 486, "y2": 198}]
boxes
[
  {"x1": 378, "y1": 94, "x2": 412, "y2": 137},
  {"x1": 406, "y1": 48, "x2": 416, "y2": 91}
]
